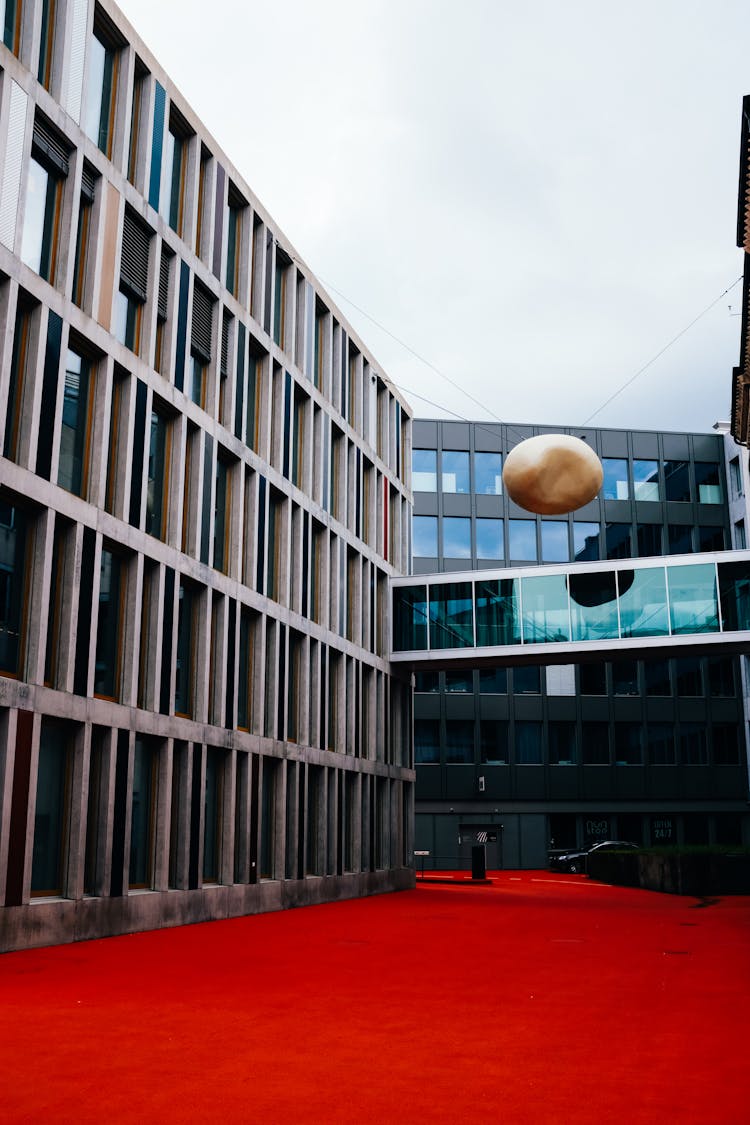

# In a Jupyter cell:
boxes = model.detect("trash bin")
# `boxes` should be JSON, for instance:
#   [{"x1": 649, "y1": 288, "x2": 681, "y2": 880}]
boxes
[{"x1": 471, "y1": 844, "x2": 486, "y2": 880}]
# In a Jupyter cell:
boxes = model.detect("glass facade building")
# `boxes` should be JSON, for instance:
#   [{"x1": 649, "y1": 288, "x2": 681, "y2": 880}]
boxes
[
  {"x1": 0, "y1": 0, "x2": 413, "y2": 951},
  {"x1": 410, "y1": 419, "x2": 750, "y2": 868}
]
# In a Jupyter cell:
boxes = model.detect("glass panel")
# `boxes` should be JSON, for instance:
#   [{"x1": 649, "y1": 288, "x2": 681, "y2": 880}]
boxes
[
  {"x1": 474, "y1": 451, "x2": 502, "y2": 494},
  {"x1": 675, "y1": 657, "x2": 702, "y2": 696},
  {"x1": 713, "y1": 725, "x2": 740, "y2": 765},
  {"x1": 513, "y1": 666, "x2": 540, "y2": 693},
  {"x1": 582, "y1": 721, "x2": 609, "y2": 764},
  {"x1": 614, "y1": 724, "x2": 641, "y2": 764},
  {"x1": 414, "y1": 671, "x2": 439, "y2": 693},
  {"x1": 617, "y1": 567, "x2": 669, "y2": 637},
  {"x1": 602, "y1": 458, "x2": 629, "y2": 500},
  {"x1": 441, "y1": 450, "x2": 469, "y2": 494},
  {"x1": 412, "y1": 515, "x2": 437, "y2": 557},
  {"x1": 58, "y1": 348, "x2": 93, "y2": 496},
  {"x1": 412, "y1": 449, "x2": 436, "y2": 492},
  {"x1": 475, "y1": 517, "x2": 503, "y2": 559},
  {"x1": 549, "y1": 721, "x2": 577, "y2": 765},
  {"x1": 31, "y1": 725, "x2": 69, "y2": 895},
  {"x1": 428, "y1": 582, "x2": 473, "y2": 649},
  {"x1": 612, "y1": 659, "x2": 638, "y2": 695},
  {"x1": 707, "y1": 656, "x2": 735, "y2": 697},
  {"x1": 415, "y1": 719, "x2": 440, "y2": 763},
  {"x1": 680, "y1": 723, "x2": 707, "y2": 764},
  {"x1": 695, "y1": 462, "x2": 722, "y2": 504},
  {"x1": 633, "y1": 460, "x2": 660, "y2": 500},
  {"x1": 663, "y1": 460, "x2": 691, "y2": 501},
  {"x1": 718, "y1": 560, "x2": 750, "y2": 631},
  {"x1": 129, "y1": 738, "x2": 154, "y2": 886},
  {"x1": 647, "y1": 724, "x2": 675, "y2": 764},
  {"x1": 445, "y1": 720, "x2": 474, "y2": 763},
  {"x1": 0, "y1": 501, "x2": 27, "y2": 675},
  {"x1": 21, "y1": 157, "x2": 52, "y2": 276},
  {"x1": 203, "y1": 749, "x2": 222, "y2": 881},
  {"x1": 475, "y1": 578, "x2": 520, "y2": 647},
  {"x1": 445, "y1": 670, "x2": 473, "y2": 692},
  {"x1": 393, "y1": 584, "x2": 428, "y2": 651},
  {"x1": 568, "y1": 571, "x2": 619, "y2": 641},
  {"x1": 667, "y1": 562, "x2": 718, "y2": 635},
  {"x1": 515, "y1": 720, "x2": 542, "y2": 764},
  {"x1": 541, "y1": 521, "x2": 568, "y2": 562},
  {"x1": 478, "y1": 667, "x2": 507, "y2": 693},
  {"x1": 480, "y1": 720, "x2": 508, "y2": 763},
  {"x1": 667, "y1": 525, "x2": 692, "y2": 555},
  {"x1": 443, "y1": 516, "x2": 471, "y2": 559},
  {"x1": 696, "y1": 526, "x2": 724, "y2": 553},
  {"x1": 579, "y1": 663, "x2": 606, "y2": 694},
  {"x1": 643, "y1": 659, "x2": 670, "y2": 695},
  {"x1": 521, "y1": 574, "x2": 570, "y2": 644},
  {"x1": 637, "y1": 524, "x2": 662, "y2": 558},
  {"x1": 83, "y1": 33, "x2": 107, "y2": 143},
  {"x1": 146, "y1": 411, "x2": 168, "y2": 538},
  {"x1": 573, "y1": 522, "x2": 599, "y2": 562},
  {"x1": 605, "y1": 523, "x2": 631, "y2": 560},
  {"x1": 94, "y1": 548, "x2": 121, "y2": 697},
  {"x1": 175, "y1": 582, "x2": 194, "y2": 714},
  {"x1": 508, "y1": 519, "x2": 536, "y2": 561}
]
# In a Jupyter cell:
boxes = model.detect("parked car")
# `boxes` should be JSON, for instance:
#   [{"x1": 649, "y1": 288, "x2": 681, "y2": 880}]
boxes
[{"x1": 548, "y1": 840, "x2": 639, "y2": 874}]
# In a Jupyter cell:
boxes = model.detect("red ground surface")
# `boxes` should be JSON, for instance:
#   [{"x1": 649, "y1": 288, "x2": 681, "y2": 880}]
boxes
[{"x1": 1, "y1": 872, "x2": 748, "y2": 1124}]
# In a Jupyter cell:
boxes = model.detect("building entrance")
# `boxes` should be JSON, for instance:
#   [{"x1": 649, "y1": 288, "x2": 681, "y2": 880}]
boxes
[{"x1": 458, "y1": 824, "x2": 503, "y2": 871}]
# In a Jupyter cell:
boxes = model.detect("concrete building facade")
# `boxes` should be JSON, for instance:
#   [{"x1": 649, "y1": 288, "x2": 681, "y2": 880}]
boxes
[
  {"x1": 410, "y1": 419, "x2": 750, "y2": 869},
  {"x1": 0, "y1": 0, "x2": 414, "y2": 952}
]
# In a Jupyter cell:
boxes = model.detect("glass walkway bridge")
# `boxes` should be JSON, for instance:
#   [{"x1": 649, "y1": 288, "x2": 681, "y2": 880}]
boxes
[{"x1": 390, "y1": 550, "x2": 750, "y2": 669}]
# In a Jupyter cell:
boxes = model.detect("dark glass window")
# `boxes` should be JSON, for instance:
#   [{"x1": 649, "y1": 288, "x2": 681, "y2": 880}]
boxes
[
  {"x1": 729, "y1": 457, "x2": 743, "y2": 498},
  {"x1": 605, "y1": 523, "x2": 631, "y2": 560},
  {"x1": 663, "y1": 460, "x2": 691, "y2": 501},
  {"x1": 237, "y1": 609, "x2": 256, "y2": 730},
  {"x1": 675, "y1": 657, "x2": 702, "y2": 696},
  {"x1": 707, "y1": 656, "x2": 735, "y2": 697},
  {"x1": 515, "y1": 720, "x2": 542, "y2": 764},
  {"x1": 633, "y1": 460, "x2": 660, "y2": 500},
  {"x1": 694, "y1": 462, "x2": 722, "y2": 504},
  {"x1": 203, "y1": 748, "x2": 223, "y2": 882},
  {"x1": 129, "y1": 738, "x2": 155, "y2": 887},
  {"x1": 712, "y1": 724, "x2": 740, "y2": 765},
  {"x1": 415, "y1": 719, "x2": 440, "y2": 763},
  {"x1": 479, "y1": 667, "x2": 507, "y2": 693},
  {"x1": 116, "y1": 210, "x2": 152, "y2": 355},
  {"x1": 145, "y1": 410, "x2": 169, "y2": 539},
  {"x1": 647, "y1": 724, "x2": 675, "y2": 765},
  {"x1": 480, "y1": 720, "x2": 508, "y2": 763},
  {"x1": 697, "y1": 526, "x2": 725, "y2": 553},
  {"x1": 0, "y1": 501, "x2": 28, "y2": 677},
  {"x1": 94, "y1": 548, "x2": 121, "y2": 698},
  {"x1": 414, "y1": 670, "x2": 439, "y2": 693},
  {"x1": 413, "y1": 515, "x2": 437, "y2": 557},
  {"x1": 548, "y1": 721, "x2": 576, "y2": 765},
  {"x1": 163, "y1": 114, "x2": 189, "y2": 235},
  {"x1": 612, "y1": 659, "x2": 638, "y2": 695},
  {"x1": 445, "y1": 670, "x2": 473, "y2": 692},
  {"x1": 573, "y1": 522, "x2": 600, "y2": 561},
  {"x1": 579, "y1": 663, "x2": 606, "y2": 695},
  {"x1": 58, "y1": 346, "x2": 94, "y2": 497},
  {"x1": 213, "y1": 457, "x2": 230, "y2": 573},
  {"x1": 715, "y1": 814, "x2": 743, "y2": 846},
  {"x1": 72, "y1": 166, "x2": 96, "y2": 308},
  {"x1": 445, "y1": 720, "x2": 474, "y2": 763},
  {"x1": 83, "y1": 26, "x2": 119, "y2": 157},
  {"x1": 509, "y1": 519, "x2": 537, "y2": 561},
  {"x1": 513, "y1": 665, "x2": 541, "y2": 694},
  {"x1": 175, "y1": 582, "x2": 195, "y2": 716},
  {"x1": 31, "y1": 723, "x2": 70, "y2": 896},
  {"x1": 637, "y1": 524, "x2": 662, "y2": 558},
  {"x1": 643, "y1": 659, "x2": 670, "y2": 696},
  {"x1": 602, "y1": 458, "x2": 629, "y2": 500},
  {"x1": 680, "y1": 723, "x2": 707, "y2": 764},
  {"x1": 667, "y1": 524, "x2": 693, "y2": 555},
  {"x1": 3, "y1": 0, "x2": 22, "y2": 53},
  {"x1": 614, "y1": 722, "x2": 642, "y2": 765},
  {"x1": 582, "y1": 721, "x2": 609, "y2": 764},
  {"x1": 4, "y1": 297, "x2": 34, "y2": 462},
  {"x1": 225, "y1": 188, "x2": 244, "y2": 296}
]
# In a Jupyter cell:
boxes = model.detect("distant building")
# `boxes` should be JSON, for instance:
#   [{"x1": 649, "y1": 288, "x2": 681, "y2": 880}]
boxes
[
  {"x1": 409, "y1": 419, "x2": 750, "y2": 869},
  {"x1": 0, "y1": 0, "x2": 413, "y2": 952}
]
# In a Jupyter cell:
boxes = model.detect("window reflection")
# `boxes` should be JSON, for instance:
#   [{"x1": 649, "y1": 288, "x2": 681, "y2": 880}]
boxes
[
  {"x1": 667, "y1": 563, "x2": 718, "y2": 635},
  {"x1": 541, "y1": 521, "x2": 568, "y2": 562},
  {"x1": 475, "y1": 579, "x2": 520, "y2": 646},
  {"x1": 509, "y1": 519, "x2": 536, "y2": 561},
  {"x1": 632, "y1": 460, "x2": 659, "y2": 500},
  {"x1": 663, "y1": 460, "x2": 691, "y2": 502},
  {"x1": 428, "y1": 582, "x2": 473, "y2": 649},
  {"x1": 443, "y1": 516, "x2": 471, "y2": 559},
  {"x1": 617, "y1": 567, "x2": 669, "y2": 637},
  {"x1": 568, "y1": 571, "x2": 619, "y2": 641},
  {"x1": 574, "y1": 522, "x2": 599, "y2": 561},
  {"x1": 474, "y1": 452, "x2": 502, "y2": 494},
  {"x1": 475, "y1": 517, "x2": 503, "y2": 559},
  {"x1": 441, "y1": 450, "x2": 469, "y2": 494},
  {"x1": 694, "y1": 462, "x2": 722, "y2": 504},
  {"x1": 521, "y1": 574, "x2": 570, "y2": 643},
  {"x1": 412, "y1": 449, "x2": 437, "y2": 492},
  {"x1": 602, "y1": 458, "x2": 628, "y2": 500},
  {"x1": 413, "y1": 515, "x2": 437, "y2": 558}
]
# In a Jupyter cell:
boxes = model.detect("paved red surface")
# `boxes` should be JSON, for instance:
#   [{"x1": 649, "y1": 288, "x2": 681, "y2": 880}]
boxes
[{"x1": 1, "y1": 872, "x2": 748, "y2": 1123}]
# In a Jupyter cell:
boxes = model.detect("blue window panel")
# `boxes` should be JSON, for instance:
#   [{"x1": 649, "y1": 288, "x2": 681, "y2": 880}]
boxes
[
  {"x1": 443, "y1": 517, "x2": 471, "y2": 559},
  {"x1": 509, "y1": 519, "x2": 537, "y2": 561},
  {"x1": 476, "y1": 518, "x2": 503, "y2": 559},
  {"x1": 574, "y1": 522, "x2": 600, "y2": 561},
  {"x1": 413, "y1": 515, "x2": 437, "y2": 557},
  {"x1": 148, "y1": 82, "x2": 166, "y2": 212},
  {"x1": 441, "y1": 450, "x2": 469, "y2": 494},
  {"x1": 541, "y1": 521, "x2": 568, "y2": 562},
  {"x1": 602, "y1": 458, "x2": 629, "y2": 500},
  {"x1": 474, "y1": 452, "x2": 502, "y2": 495},
  {"x1": 412, "y1": 449, "x2": 437, "y2": 492},
  {"x1": 633, "y1": 460, "x2": 660, "y2": 501}
]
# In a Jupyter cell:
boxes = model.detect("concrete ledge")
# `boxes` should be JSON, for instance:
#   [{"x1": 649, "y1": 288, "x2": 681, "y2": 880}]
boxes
[{"x1": 0, "y1": 869, "x2": 416, "y2": 952}]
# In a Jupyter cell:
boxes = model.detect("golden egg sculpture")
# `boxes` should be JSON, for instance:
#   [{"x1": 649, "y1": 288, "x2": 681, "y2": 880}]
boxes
[{"x1": 502, "y1": 434, "x2": 603, "y2": 515}]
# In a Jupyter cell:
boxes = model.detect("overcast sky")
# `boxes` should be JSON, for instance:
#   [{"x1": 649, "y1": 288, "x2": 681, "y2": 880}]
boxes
[{"x1": 118, "y1": 0, "x2": 749, "y2": 434}]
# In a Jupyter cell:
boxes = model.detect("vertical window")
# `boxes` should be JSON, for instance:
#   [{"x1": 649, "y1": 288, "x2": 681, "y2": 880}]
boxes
[
  {"x1": 605, "y1": 522, "x2": 631, "y2": 559},
  {"x1": 237, "y1": 608, "x2": 256, "y2": 731},
  {"x1": 515, "y1": 721, "x2": 543, "y2": 764},
  {"x1": 541, "y1": 521, "x2": 568, "y2": 562},
  {"x1": 602, "y1": 458, "x2": 628, "y2": 500},
  {"x1": 573, "y1": 521, "x2": 600, "y2": 561},
  {"x1": 154, "y1": 245, "x2": 172, "y2": 374},
  {"x1": 3, "y1": 0, "x2": 22, "y2": 54},
  {"x1": 441, "y1": 450, "x2": 469, "y2": 493},
  {"x1": 31, "y1": 723, "x2": 71, "y2": 896},
  {"x1": 3, "y1": 295, "x2": 34, "y2": 462},
  {"x1": 582, "y1": 721, "x2": 610, "y2": 764},
  {"x1": 58, "y1": 345, "x2": 94, "y2": 497},
  {"x1": 513, "y1": 666, "x2": 541, "y2": 693},
  {"x1": 612, "y1": 659, "x2": 638, "y2": 695},
  {"x1": 174, "y1": 581, "x2": 194, "y2": 716},
  {"x1": 415, "y1": 720, "x2": 440, "y2": 764},
  {"x1": 667, "y1": 524, "x2": 693, "y2": 555},
  {"x1": 21, "y1": 118, "x2": 69, "y2": 283},
  {"x1": 161, "y1": 109, "x2": 190, "y2": 234},
  {"x1": 729, "y1": 456, "x2": 743, "y2": 498},
  {"x1": 189, "y1": 281, "x2": 214, "y2": 407},
  {"x1": 734, "y1": 520, "x2": 746, "y2": 549},
  {"x1": 643, "y1": 659, "x2": 670, "y2": 695},
  {"x1": 127, "y1": 58, "x2": 148, "y2": 185},
  {"x1": 37, "y1": 0, "x2": 57, "y2": 89},
  {"x1": 647, "y1": 724, "x2": 675, "y2": 765},
  {"x1": 116, "y1": 209, "x2": 152, "y2": 354},
  {"x1": 663, "y1": 460, "x2": 691, "y2": 501},
  {"x1": 412, "y1": 449, "x2": 437, "y2": 491},
  {"x1": 549, "y1": 722, "x2": 576, "y2": 765},
  {"x1": 145, "y1": 408, "x2": 170, "y2": 540},
  {"x1": 474, "y1": 451, "x2": 502, "y2": 494},
  {"x1": 203, "y1": 749, "x2": 223, "y2": 882},
  {"x1": 694, "y1": 462, "x2": 722, "y2": 504},
  {"x1": 413, "y1": 515, "x2": 437, "y2": 557},
  {"x1": 195, "y1": 145, "x2": 211, "y2": 257},
  {"x1": 129, "y1": 738, "x2": 156, "y2": 888},
  {"x1": 443, "y1": 516, "x2": 471, "y2": 559},
  {"x1": 273, "y1": 246, "x2": 290, "y2": 347},
  {"x1": 475, "y1": 517, "x2": 503, "y2": 559},
  {"x1": 697, "y1": 526, "x2": 725, "y2": 553},
  {"x1": 72, "y1": 163, "x2": 97, "y2": 308},
  {"x1": 213, "y1": 455, "x2": 231, "y2": 573},
  {"x1": 632, "y1": 460, "x2": 660, "y2": 500},
  {"x1": 445, "y1": 720, "x2": 474, "y2": 763},
  {"x1": 94, "y1": 547, "x2": 122, "y2": 698},
  {"x1": 0, "y1": 499, "x2": 28, "y2": 676},
  {"x1": 636, "y1": 523, "x2": 662, "y2": 558},
  {"x1": 509, "y1": 519, "x2": 537, "y2": 561},
  {"x1": 225, "y1": 185, "x2": 245, "y2": 297},
  {"x1": 83, "y1": 20, "x2": 120, "y2": 157}
]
